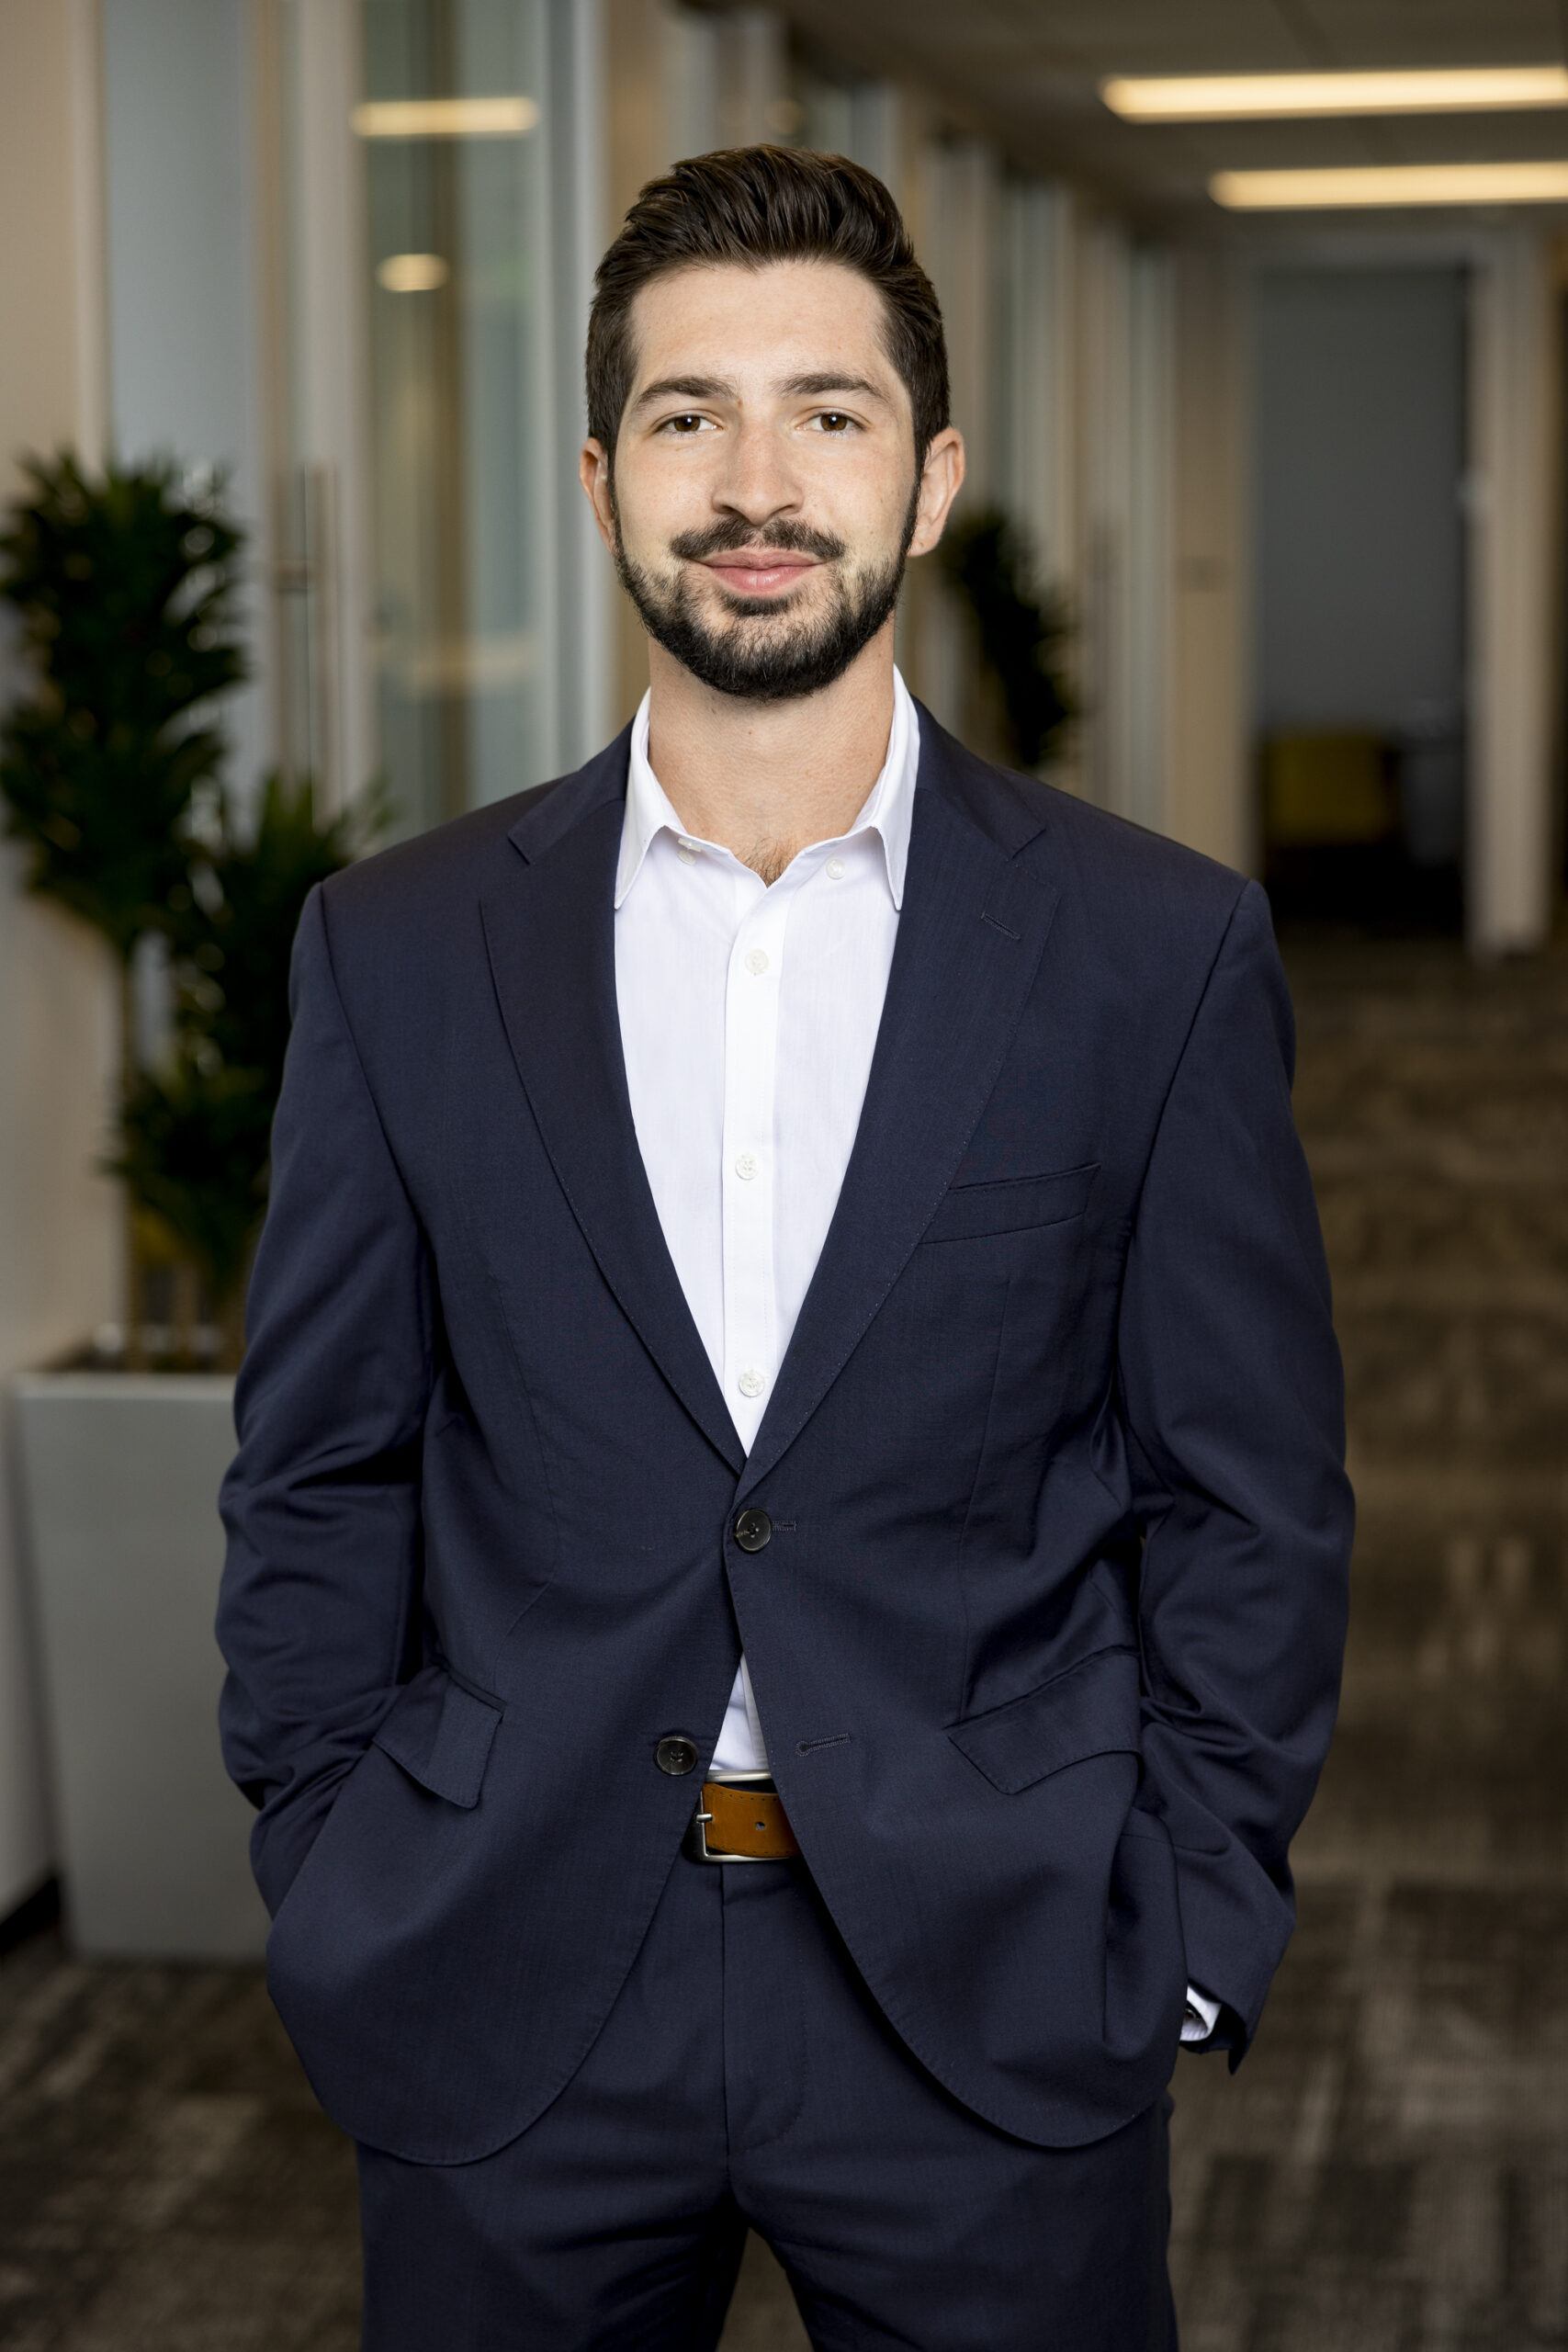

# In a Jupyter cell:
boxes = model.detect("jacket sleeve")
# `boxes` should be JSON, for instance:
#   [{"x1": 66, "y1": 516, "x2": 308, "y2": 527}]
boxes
[
  {"x1": 217, "y1": 883, "x2": 435, "y2": 1916},
  {"x1": 1116, "y1": 878, "x2": 1353, "y2": 2052}
]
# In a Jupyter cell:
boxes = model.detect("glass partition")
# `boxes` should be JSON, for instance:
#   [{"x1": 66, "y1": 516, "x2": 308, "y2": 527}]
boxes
[{"x1": 360, "y1": 0, "x2": 558, "y2": 827}]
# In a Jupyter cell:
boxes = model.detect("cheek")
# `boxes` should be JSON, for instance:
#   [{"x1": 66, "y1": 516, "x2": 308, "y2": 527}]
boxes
[
  {"x1": 610, "y1": 454, "x2": 702, "y2": 553},
  {"x1": 612, "y1": 503, "x2": 680, "y2": 586},
  {"x1": 814, "y1": 452, "x2": 916, "y2": 546}
]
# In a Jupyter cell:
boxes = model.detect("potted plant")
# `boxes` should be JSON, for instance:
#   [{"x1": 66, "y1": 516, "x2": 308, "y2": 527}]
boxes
[
  {"x1": 939, "y1": 505, "x2": 1074, "y2": 774},
  {"x1": 2, "y1": 452, "x2": 367, "y2": 1958}
]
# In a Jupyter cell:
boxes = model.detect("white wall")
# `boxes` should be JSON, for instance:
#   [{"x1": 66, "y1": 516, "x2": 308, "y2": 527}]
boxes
[{"x1": 0, "y1": 0, "x2": 121, "y2": 1918}]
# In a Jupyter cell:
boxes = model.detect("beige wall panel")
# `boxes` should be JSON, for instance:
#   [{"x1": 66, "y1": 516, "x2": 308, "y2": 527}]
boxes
[
  {"x1": 0, "y1": 0, "x2": 120, "y2": 1916},
  {"x1": 604, "y1": 0, "x2": 665, "y2": 725},
  {"x1": 1468, "y1": 224, "x2": 1557, "y2": 956},
  {"x1": 0, "y1": 0, "x2": 106, "y2": 466},
  {"x1": 1168, "y1": 246, "x2": 1251, "y2": 876}
]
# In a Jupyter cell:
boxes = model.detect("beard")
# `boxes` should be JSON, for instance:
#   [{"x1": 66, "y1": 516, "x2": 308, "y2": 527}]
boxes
[{"x1": 612, "y1": 488, "x2": 919, "y2": 704}]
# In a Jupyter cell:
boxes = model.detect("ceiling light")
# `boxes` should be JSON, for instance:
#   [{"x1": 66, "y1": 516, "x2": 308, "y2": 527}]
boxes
[
  {"x1": 351, "y1": 96, "x2": 539, "y2": 138},
  {"x1": 1212, "y1": 161, "x2": 1568, "y2": 208},
  {"x1": 377, "y1": 253, "x2": 450, "y2": 292},
  {"x1": 1103, "y1": 66, "x2": 1568, "y2": 120}
]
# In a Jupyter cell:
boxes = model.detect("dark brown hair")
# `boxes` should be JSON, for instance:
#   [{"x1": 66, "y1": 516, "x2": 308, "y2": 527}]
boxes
[{"x1": 586, "y1": 145, "x2": 949, "y2": 462}]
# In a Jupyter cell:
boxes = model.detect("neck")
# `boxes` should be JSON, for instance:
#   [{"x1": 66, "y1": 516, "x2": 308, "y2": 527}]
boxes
[{"x1": 644, "y1": 623, "x2": 897, "y2": 884}]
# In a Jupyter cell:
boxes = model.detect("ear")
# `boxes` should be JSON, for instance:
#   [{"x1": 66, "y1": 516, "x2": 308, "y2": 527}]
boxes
[
  {"x1": 907, "y1": 426, "x2": 966, "y2": 560},
  {"x1": 580, "y1": 439, "x2": 617, "y2": 554}
]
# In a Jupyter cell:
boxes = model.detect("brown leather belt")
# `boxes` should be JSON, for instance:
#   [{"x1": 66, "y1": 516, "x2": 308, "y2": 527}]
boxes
[{"x1": 685, "y1": 1774, "x2": 800, "y2": 1862}]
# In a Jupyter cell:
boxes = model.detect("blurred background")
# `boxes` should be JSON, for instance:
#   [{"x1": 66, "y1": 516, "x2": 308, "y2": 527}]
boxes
[{"x1": 0, "y1": 3, "x2": 1564, "y2": 2346}]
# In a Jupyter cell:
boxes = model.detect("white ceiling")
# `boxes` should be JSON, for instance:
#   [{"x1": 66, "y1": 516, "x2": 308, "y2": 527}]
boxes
[{"x1": 786, "y1": 0, "x2": 1568, "y2": 218}]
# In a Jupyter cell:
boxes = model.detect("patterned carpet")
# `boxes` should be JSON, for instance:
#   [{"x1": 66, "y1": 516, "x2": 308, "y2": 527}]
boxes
[
  {"x1": 0, "y1": 934, "x2": 1562, "y2": 2350},
  {"x1": 1167, "y1": 935, "x2": 1568, "y2": 2352}
]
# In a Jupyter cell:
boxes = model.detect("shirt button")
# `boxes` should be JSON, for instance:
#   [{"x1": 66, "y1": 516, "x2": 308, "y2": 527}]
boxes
[
  {"x1": 738, "y1": 1369, "x2": 765, "y2": 1398},
  {"x1": 677, "y1": 845, "x2": 697, "y2": 866},
  {"x1": 744, "y1": 948, "x2": 769, "y2": 976},
  {"x1": 655, "y1": 1734, "x2": 700, "y2": 1777},
  {"x1": 734, "y1": 1152, "x2": 759, "y2": 1181},
  {"x1": 826, "y1": 856, "x2": 846, "y2": 879}
]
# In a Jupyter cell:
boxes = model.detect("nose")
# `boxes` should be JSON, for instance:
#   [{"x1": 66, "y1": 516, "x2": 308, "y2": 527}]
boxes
[{"x1": 714, "y1": 414, "x2": 802, "y2": 528}]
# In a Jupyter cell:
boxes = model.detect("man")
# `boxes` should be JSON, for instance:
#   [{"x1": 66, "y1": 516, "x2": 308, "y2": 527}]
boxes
[{"x1": 219, "y1": 147, "x2": 1351, "y2": 2348}]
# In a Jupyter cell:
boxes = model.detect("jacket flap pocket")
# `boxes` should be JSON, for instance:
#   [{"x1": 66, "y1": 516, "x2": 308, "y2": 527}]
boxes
[
  {"x1": 948, "y1": 1644, "x2": 1141, "y2": 1795},
  {"x1": 373, "y1": 1665, "x2": 502, "y2": 1809},
  {"x1": 924, "y1": 1161, "x2": 1098, "y2": 1243}
]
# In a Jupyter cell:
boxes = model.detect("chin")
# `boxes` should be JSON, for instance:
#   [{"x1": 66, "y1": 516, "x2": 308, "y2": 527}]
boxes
[{"x1": 707, "y1": 582, "x2": 817, "y2": 622}]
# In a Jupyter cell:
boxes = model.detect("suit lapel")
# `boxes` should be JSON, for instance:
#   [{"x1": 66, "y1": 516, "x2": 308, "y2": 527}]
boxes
[
  {"x1": 738, "y1": 718, "x2": 1060, "y2": 1499},
  {"x1": 479, "y1": 741, "x2": 745, "y2": 1476}
]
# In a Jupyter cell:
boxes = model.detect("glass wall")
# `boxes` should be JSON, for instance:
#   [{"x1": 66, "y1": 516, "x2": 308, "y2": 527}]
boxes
[{"x1": 360, "y1": 0, "x2": 559, "y2": 827}]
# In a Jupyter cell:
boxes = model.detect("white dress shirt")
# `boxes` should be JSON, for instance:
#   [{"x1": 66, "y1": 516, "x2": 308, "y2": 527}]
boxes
[
  {"x1": 612, "y1": 667, "x2": 1219, "y2": 2048},
  {"x1": 615, "y1": 670, "x2": 916, "y2": 1770}
]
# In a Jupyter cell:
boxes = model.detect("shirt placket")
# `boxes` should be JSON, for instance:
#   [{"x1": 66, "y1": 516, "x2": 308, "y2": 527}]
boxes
[{"x1": 720, "y1": 872, "x2": 794, "y2": 1450}]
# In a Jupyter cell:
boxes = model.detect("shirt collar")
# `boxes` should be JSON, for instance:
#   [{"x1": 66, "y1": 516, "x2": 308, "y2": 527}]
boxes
[{"x1": 614, "y1": 669, "x2": 919, "y2": 910}]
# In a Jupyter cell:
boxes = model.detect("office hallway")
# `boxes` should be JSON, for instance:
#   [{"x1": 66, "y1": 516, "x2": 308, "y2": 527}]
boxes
[{"x1": 0, "y1": 936, "x2": 1563, "y2": 2352}]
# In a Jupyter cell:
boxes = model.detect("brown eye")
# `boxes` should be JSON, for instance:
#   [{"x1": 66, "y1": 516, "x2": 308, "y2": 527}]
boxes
[{"x1": 818, "y1": 412, "x2": 852, "y2": 433}]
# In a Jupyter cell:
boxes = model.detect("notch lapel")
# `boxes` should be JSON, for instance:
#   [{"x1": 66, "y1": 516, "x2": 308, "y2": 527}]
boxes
[
  {"x1": 479, "y1": 749, "x2": 744, "y2": 1476},
  {"x1": 738, "y1": 726, "x2": 1060, "y2": 1499}
]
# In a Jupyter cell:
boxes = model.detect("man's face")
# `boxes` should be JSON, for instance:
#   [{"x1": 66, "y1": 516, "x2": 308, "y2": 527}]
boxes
[{"x1": 581, "y1": 260, "x2": 963, "y2": 702}]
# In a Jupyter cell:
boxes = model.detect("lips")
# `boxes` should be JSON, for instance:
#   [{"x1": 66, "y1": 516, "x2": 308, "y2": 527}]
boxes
[{"x1": 702, "y1": 553, "x2": 818, "y2": 597}]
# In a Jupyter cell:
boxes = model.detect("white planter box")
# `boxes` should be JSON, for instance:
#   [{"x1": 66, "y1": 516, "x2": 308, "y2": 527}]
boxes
[{"x1": 11, "y1": 1373, "x2": 267, "y2": 1959}]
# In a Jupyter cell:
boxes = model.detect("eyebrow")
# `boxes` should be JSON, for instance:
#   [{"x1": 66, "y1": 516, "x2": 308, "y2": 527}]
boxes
[
  {"x1": 632, "y1": 375, "x2": 739, "y2": 411},
  {"x1": 630, "y1": 370, "x2": 891, "y2": 413},
  {"x1": 781, "y1": 373, "x2": 888, "y2": 403}
]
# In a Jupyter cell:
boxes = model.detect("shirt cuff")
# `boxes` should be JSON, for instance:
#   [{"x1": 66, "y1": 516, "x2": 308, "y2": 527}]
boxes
[{"x1": 1180, "y1": 1984, "x2": 1221, "y2": 2044}]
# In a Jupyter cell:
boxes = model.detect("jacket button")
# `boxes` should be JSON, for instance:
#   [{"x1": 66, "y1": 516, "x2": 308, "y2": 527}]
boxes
[
  {"x1": 733, "y1": 1508, "x2": 773, "y2": 1553},
  {"x1": 655, "y1": 1735, "x2": 699, "y2": 1777}
]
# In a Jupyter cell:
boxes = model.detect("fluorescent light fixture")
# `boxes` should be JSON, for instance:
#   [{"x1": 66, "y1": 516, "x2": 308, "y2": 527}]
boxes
[
  {"x1": 351, "y1": 96, "x2": 539, "y2": 138},
  {"x1": 1103, "y1": 66, "x2": 1568, "y2": 120},
  {"x1": 377, "y1": 253, "x2": 450, "y2": 292},
  {"x1": 1212, "y1": 161, "x2": 1568, "y2": 208}
]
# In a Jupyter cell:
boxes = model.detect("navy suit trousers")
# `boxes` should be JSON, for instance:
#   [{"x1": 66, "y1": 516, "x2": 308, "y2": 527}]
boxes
[{"x1": 356, "y1": 1849, "x2": 1179, "y2": 2351}]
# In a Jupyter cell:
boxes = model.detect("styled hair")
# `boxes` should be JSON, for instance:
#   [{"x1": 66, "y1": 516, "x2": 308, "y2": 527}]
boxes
[{"x1": 586, "y1": 145, "x2": 950, "y2": 461}]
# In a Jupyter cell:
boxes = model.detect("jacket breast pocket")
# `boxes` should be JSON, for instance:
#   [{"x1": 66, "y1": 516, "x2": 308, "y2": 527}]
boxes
[
  {"x1": 372, "y1": 1662, "x2": 503, "y2": 1809},
  {"x1": 923, "y1": 1160, "x2": 1098, "y2": 1244},
  {"x1": 948, "y1": 1643, "x2": 1142, "y2": 1794}
]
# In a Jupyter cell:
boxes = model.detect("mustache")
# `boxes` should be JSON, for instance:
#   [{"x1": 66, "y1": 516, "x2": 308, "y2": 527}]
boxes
[{"x1": 667, "y1": 517, "x2": 847, "y2": 565}]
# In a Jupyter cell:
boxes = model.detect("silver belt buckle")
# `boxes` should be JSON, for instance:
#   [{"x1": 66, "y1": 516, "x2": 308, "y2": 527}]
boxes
[{"x1": 688, "y1": 1767, "x2": 778, "y2": 1863}]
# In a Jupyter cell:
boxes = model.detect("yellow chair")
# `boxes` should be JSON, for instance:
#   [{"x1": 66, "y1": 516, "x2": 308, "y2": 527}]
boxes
[{"x1": 1262, "y1": 734, "x2": 1397, "y2": 847}]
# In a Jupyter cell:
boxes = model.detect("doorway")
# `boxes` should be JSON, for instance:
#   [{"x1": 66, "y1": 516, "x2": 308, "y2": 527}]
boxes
[{"x1": 1252, "y1": 266, "x2": 1468, "y2": 931}]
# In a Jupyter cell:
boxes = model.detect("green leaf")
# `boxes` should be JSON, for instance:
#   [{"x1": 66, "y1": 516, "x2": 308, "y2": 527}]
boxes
[
  {"x1": 938, "y1": 506, "x2": 1075, "y2": 773},
  {"x1": 126, "y1": 771, "x2": 383, "y2": 1311},
  {"x1": 164, "y1": 772, "x2": 380, "y2": 1103},
  {"x1": 0, "y1": 451, "x2": 248, "y2": 958},
  {"x1": 111, "y1": 1058, "x2": 275, "y2": 1313}
]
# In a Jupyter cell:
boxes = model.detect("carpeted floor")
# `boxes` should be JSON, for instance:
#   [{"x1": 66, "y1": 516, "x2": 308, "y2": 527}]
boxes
[
  {"x1": 1, "y1": 934, "x2": 1563, "y2": 2350},
  {"x1": 1168, "y1": 934, "x2": 1568, "y2": 2352}
]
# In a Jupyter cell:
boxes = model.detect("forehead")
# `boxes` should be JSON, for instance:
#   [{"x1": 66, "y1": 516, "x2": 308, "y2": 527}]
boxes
[{"x1": 626, "y1": 258, "x2": 903, "y2": 394}]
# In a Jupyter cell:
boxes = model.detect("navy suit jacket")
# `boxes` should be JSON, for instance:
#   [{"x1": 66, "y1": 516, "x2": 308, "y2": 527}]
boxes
[{"x1": 217, "y1": 707, "x2": 1352, "y2": 2165}]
